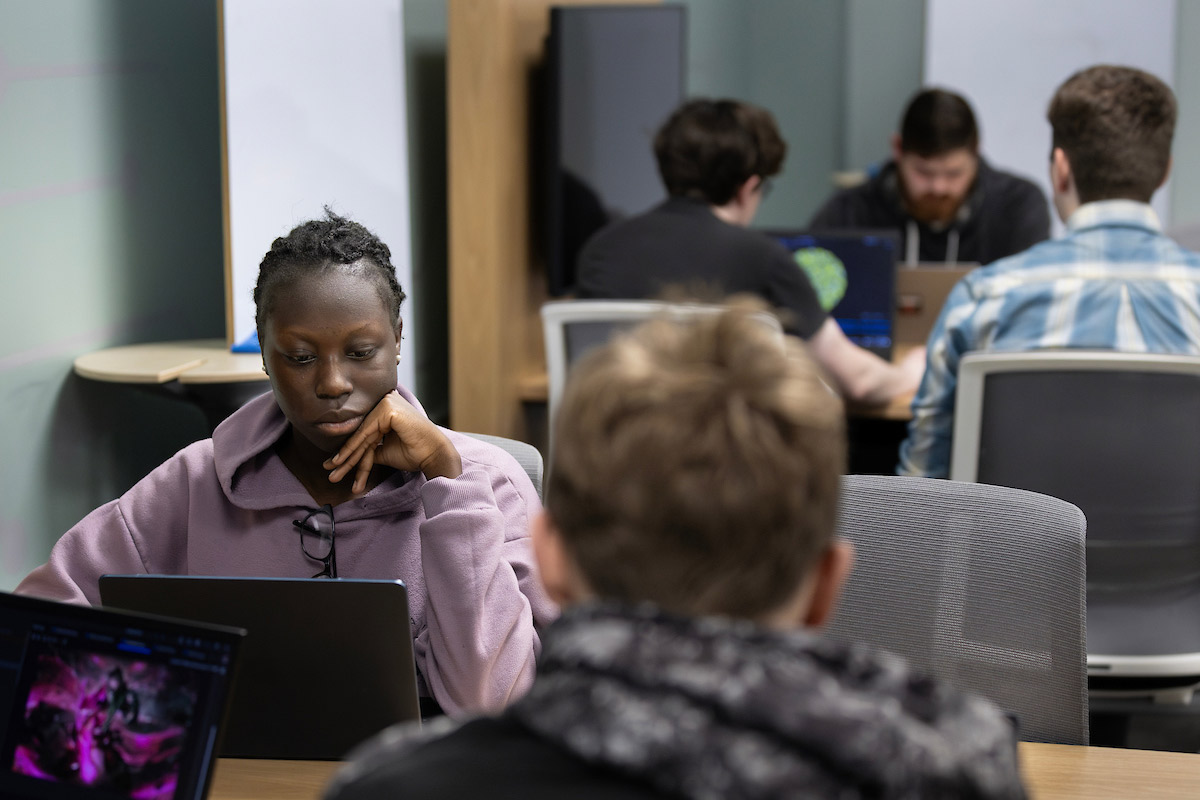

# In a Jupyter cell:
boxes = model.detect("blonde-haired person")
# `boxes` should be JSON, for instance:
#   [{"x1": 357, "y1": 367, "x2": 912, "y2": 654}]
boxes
[{"x1": 326, "y1": 302, "x2": 1027, "y2": 800}]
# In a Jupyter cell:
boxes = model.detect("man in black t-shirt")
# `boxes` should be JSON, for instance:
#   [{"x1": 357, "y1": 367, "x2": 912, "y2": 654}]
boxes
[{"x1": 576, "y1": 98, "x2": 922, "y2": 405}]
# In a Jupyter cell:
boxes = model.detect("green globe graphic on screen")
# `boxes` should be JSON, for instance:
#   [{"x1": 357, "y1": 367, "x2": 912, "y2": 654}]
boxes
[{"x1": 793, "y1": 247, "x2": 848, "y2": 311}]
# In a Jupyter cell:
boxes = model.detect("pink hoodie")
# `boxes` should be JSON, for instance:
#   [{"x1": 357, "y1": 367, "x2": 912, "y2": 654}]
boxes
[{"x1": 17, "y1": 386, "x2": 558, "y2": 715}]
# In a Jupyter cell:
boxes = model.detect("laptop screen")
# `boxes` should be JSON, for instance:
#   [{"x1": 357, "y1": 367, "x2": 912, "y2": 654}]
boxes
[
  {"x1": 0, "y1": 591, "x2": 243, "y2": 800},
  {"x1": 99, "y1": 576, "x2": 420, "y2": 760},
  {"x1": 766, "y1": 230, "x2": 898, "y2": 359}
]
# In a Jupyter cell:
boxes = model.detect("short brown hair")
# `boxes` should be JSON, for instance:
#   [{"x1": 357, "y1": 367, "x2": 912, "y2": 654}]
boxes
[
  {"x1": 1047, "y1": 65, "x2": 1176, "y2": 203},
  {"x1": 546, "y1": 303, "x2": 846, "y2": 619},
  {"x1": 899, "y1": 88, "x2": 979, "y2": 157},
  {"x1": 653, "y1": 99, "x2": 787, "y2": 205}
]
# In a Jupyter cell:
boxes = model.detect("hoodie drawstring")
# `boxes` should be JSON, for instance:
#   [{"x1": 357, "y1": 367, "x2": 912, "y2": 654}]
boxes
[
  {"x1": 905, "y1": 219, "x2": 919, "y2": 266},
  {"x1": 905, "y1": 219, "x2": 960, "y2": 265}
]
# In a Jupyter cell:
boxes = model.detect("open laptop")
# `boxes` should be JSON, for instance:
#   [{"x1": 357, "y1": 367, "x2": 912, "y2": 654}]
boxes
[
  {"x1": 0, "y1": 590, "x2": 244, "y2": 800},
  {"x1": 765, "y1": 229, "x2": 899, "y2": 359},
  {"x1": 99, "y1": 576, "x2": 420, "y2": 760},
  {"x1": 894, "y1": 263, "x2": 978, "y2": 346}
]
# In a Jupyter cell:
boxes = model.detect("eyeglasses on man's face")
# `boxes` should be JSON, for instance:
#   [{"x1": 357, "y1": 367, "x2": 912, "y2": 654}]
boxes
[{"x1": 293, "y1": 504, "x2": 337, "y2": 579}]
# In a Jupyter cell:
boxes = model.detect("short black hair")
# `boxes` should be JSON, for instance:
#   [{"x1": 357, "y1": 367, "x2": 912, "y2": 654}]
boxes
[
  {"x1": 653, "y1": 98, "x2": 787, "y2": 205},
  {"x1": 253, "y1": 209, "x2": 406, "y2": 336},
  {"x1": 899, "y1": 88, "x2": 979, "y2": 157}
]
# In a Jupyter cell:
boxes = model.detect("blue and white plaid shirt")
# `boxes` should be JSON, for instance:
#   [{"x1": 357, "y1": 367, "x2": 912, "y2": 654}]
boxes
[{"x1": 899, "y1": 200, "x2": 1200, "y2": 478}]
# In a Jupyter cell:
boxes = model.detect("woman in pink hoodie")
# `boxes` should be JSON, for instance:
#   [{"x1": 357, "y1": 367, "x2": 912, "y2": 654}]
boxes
[{"x1": 18, "y1": 211, "x2": 557, "y2": 716}]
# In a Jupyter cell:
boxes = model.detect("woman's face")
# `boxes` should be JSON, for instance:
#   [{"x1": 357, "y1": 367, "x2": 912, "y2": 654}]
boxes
[{"x1": 260, "y1": 265, "x2": 400, "y2": 456}]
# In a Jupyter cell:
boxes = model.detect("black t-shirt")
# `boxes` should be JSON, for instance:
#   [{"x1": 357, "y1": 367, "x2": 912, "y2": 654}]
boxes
[{"x1": 575, "y1": 197, "x2": 827, "y2": 338}]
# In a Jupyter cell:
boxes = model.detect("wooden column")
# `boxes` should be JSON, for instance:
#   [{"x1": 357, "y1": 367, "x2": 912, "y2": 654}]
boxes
[{"x1": 447, "y1": 0, "x2": 653, "y2": 438}]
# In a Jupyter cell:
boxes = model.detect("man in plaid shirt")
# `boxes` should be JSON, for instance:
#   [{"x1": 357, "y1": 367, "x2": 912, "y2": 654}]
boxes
[{"x1": 900, "y1": 65, "x2": 1200, "y2": 478}]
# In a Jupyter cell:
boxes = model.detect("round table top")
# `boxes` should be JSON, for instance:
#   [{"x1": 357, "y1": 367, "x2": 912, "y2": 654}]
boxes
[{"x1": 73, "y1": 339, "x2": 269, "y2": 385}]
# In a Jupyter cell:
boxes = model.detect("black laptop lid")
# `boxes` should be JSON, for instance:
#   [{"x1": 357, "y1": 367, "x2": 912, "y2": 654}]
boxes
[
  {"x1": 0, "y1": 590, "x2": 243, "y2": 800},
  {"x1": 98, "y1": 576, "x2": 419, "y2": 760}
]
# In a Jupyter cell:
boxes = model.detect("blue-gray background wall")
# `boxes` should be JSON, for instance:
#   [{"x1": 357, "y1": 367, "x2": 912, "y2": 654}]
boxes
[
  {"x1": 2, "y1": 0, "x2": 1197, "y2": 590},
  {"x1": 681, "y1": 0, "x2": 926, "y2": 228},
  {"x1": 1, "y1": 0, "x2": 222, "y2": 590}
]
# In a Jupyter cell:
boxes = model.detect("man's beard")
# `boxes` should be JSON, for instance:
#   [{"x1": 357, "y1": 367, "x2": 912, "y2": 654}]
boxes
[
  {"x1": 906, "y1": 193, "x2": 963, "y2": 226},
  {"x1": 899, "y1": 178, "x2": 966, "y2": 226}
]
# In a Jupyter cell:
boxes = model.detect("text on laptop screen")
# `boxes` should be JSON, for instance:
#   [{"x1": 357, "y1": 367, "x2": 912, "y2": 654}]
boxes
[
  {"x1": 0, "y1": 593, "x2": 239, "y2": 800},
  {"x1": 770, "y1": 231, "x2": 897, "y2": 356}
]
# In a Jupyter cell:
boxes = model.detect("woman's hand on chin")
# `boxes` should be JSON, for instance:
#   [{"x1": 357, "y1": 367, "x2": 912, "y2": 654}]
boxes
[{"x1": 322, "y1": 391, "x2": 463, "y2": 492}]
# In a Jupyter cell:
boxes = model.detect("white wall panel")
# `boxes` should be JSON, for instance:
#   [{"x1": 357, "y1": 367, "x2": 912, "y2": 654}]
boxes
[
  {"x1": 925, "y1": 0, "x2": 1176, "y2": 232},
  {"x1": 222, "y1": 0, "x2": 415, "y2": 389}
]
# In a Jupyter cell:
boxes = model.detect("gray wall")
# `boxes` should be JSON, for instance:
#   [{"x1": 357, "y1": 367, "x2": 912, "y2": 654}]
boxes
[
  {"x1": 0, "y1": 0, "x2": 222, "y2": 590},
  {"x1": 1170, "y1": 1, "x2": 1200, "y2": 230},
  {"x1": 843, "y1": 0, "x2": 925, "y2": 170},
  {"x1": 681, "y1": 0, "x2": 925, "y2": 228},
  {"x1": 403, "y1": 0, "x2": 449, "y2": 426}
]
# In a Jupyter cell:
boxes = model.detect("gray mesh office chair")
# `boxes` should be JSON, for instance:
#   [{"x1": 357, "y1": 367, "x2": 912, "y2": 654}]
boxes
[
  {"x1": 949, "y1": 351, "x2": 1200, "y2": 704},
  {"x1": 540, "y1": 300, "x2": 784, "y2": 430},
  {"x1": 461, "y1": 432, "x2": 544, "y2": 500},
  {"x1": 826, "y1": 474, "x2": 1088, "y2": 745}
]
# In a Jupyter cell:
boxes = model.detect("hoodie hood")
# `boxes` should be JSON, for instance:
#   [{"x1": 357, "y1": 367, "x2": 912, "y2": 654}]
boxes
[
  {"x1": 509, "y1": 603, "x2": 1026, "y2": 800},
  {"x1": 209, "y1": 384, "x2": 427, "y2": 517}
]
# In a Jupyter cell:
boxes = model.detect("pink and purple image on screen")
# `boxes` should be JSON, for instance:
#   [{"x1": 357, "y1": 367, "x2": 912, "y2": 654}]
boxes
[{"x1": 11, "y1": 646, "x2": 197, "y2": 799}]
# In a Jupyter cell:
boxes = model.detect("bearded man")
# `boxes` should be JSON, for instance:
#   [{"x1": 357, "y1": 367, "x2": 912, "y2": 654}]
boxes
[{"x1": 810, "y1": 88, "x2": 1050, "y2": 266}]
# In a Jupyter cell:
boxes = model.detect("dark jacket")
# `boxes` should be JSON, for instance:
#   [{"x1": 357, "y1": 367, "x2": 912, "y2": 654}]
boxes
[
  {"x1": 809, "y1": 158, "x2": 1050, "y2": 266},
  {"x1": 326, "y1": 603, "x2": 1028, "y2": 800}
]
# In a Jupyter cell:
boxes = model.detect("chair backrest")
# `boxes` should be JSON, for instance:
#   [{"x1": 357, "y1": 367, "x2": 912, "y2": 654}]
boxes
[
  {"x1": 541, "y1": 300, "x2": 783, "y2": 428},
  {"x1": 949, "y1": 351, "x2": 1200, "y2": 670},
  {"x1": 461, "y1": 432, "x2": 544, "y2": 501},
  {"x1": 826, "y1": 474, "x2": 1088, "y2": 745}
]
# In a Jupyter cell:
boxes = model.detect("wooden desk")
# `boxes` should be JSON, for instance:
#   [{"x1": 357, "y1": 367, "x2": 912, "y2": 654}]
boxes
[
  {"x1": 207, "y1": 743, "x2": 1200, "y2": 799},
  {"x1": 211, "y1": 759, "x2": 340, "y2": 800},
  {"x1": 1019, "y1": 742, "x2": 1200, "y2": 798},
  {"x1": 845, "y1": 392, "x2": 914, "y2": 421},
  {"x1": 73, "y1": 339, "x2": 269, "y2": 430}
]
